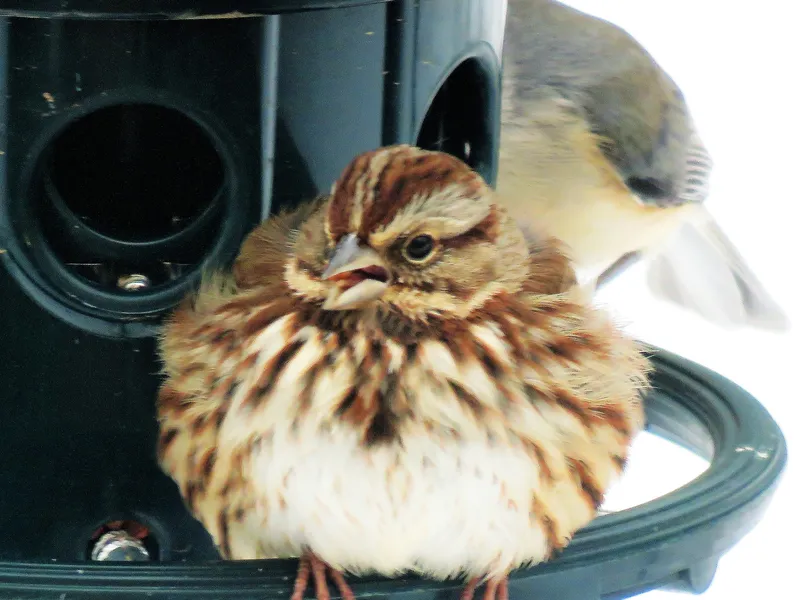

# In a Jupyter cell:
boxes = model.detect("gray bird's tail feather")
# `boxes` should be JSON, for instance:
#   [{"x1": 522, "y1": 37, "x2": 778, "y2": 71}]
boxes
[{"x1": 645, "y1": 205, "x2": 790, "y2": 332}]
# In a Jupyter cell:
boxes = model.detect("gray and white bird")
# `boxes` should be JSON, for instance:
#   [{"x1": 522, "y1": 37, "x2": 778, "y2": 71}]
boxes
[{"x1": 498, "y1": 0, "x2": 788, "y2": 331}]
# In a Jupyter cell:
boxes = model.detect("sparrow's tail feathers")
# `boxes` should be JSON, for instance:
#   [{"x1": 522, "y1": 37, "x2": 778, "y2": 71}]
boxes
[{"x1": 645, "y1": 206, "x2": 789, "y2": 332}]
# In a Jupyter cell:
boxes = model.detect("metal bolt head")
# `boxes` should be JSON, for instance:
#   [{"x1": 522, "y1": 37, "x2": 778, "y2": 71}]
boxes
[
  {"x1": 90, "y1": 531, "x2": 151, "y2": 562},
  {"x1": 117, "y1": 274, "x2": 151, "y2": 291}
]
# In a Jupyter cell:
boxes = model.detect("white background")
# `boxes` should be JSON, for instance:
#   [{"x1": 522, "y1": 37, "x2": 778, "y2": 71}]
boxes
[{"x1": 558, "y1": 1, "x2": 798, "y2": 598}]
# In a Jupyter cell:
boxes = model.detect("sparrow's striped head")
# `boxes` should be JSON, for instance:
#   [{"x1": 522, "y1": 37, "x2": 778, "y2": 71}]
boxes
[
  {"x1": 325, "y1": 145, "x2": 491, "y2": 242},
  {"x1": 286, "y1": 145, "x2": 530, "y2": 318}
]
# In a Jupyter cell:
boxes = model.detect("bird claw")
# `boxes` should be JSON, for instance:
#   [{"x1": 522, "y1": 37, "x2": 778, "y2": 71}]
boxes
[
  {"x1": 290, "y1": 553, "x2": 355, "y2": 600},
  {"x1": 460, "y1": 576, "x2": 509, "y2": 600}
]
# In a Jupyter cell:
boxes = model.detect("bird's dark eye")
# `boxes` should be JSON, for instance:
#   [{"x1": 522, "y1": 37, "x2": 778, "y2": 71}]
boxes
[{"x1": 403, "y1": 234, "x2": 435, "y2": 263}]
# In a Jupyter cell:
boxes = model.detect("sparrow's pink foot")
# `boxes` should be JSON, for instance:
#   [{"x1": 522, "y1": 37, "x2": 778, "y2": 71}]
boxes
[
  {"x1": 290, "y1": 552, "x2": 355, "y2": 600},
  {"x1": 461, "y1": 576, "x2": 509, "y2": 600}
]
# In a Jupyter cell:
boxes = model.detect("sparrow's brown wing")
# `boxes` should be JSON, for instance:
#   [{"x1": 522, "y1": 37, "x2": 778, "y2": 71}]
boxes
[
  {"x1": 233, "y1": 195, "x2": 329, "y2": 289},
  {"x1": 518, "y1": 221, "x2": 579, "y2": 295}
]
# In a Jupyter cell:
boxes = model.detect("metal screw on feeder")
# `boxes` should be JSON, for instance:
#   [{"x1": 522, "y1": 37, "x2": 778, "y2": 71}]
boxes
[
  {"x1": 117, "y1": 274, "x2": 151, "y2": 291},
  {"x1": 90, "y1": 531, "x2": 150, "y2": 562}
]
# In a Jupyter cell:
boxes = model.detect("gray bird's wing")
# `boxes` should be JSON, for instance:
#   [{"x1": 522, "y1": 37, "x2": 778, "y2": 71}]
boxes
[{"x1": 646, "y1": 206, "x2": 790, "y2": 332}]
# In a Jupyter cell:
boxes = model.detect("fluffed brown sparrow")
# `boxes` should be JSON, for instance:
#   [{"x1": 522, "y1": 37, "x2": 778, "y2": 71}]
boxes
[{"x1": 156, "y1": 144, "x2": 650, "y2": 600}]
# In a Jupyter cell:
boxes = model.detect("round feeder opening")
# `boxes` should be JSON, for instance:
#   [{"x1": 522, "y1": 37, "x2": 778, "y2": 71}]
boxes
[
  {"x1": 15, "y1": 101, "x2": 245, "y2": 330},
  {"x1": 46, "y1": 103, "x2": 224, "y2": 244},
  {"x1": 417, "y1": 58, "x2": 494, "y2": 181}
]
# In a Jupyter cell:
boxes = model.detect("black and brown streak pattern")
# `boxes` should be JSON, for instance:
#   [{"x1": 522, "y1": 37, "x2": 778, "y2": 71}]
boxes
[{"x1": 157, "y1": 278, "x2": 647, "y2": 558}]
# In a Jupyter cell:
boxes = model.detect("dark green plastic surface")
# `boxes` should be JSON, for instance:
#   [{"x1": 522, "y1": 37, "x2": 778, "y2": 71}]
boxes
[{"x1": 0, "y1": 1, "x2": 393, "y2": 19}]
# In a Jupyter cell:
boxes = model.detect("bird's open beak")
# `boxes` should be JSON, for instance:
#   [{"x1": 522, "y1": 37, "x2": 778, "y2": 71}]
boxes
[{"x1": 321, "y1": 233, "x2": 390, "y2": 310}]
